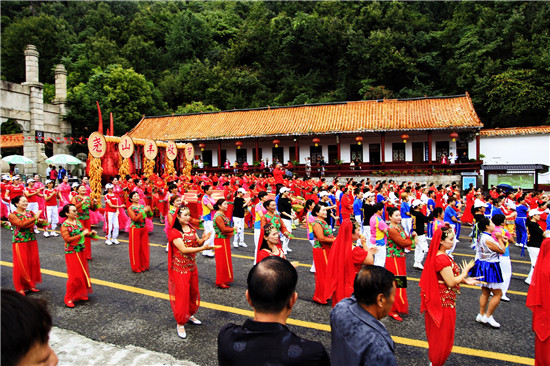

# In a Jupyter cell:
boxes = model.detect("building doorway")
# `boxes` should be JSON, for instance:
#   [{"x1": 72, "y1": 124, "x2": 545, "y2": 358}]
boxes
[
  {"x1": 412, "y1": 142, "x2": 423, "y2": 163},
  {"x1": 369, "y1": 144, "x2": 380, "y2": 165},
  {"x1": 328, "y1": 145, "x2": 338, "y2": 165},
  {"x1": 272, "y1": 147, "x2": 283, "y2": 164},
  {"x1": 350, "y1": 144, "x2": 363, "y2": 163},
  {"x1": 435, "y1": 141, "x2": 449, "y2": 163},
  {"x1": 310, "y1": 146, "x2": 322, "y2": 165},
  {"x1": 202, "y1": 150, "x2": 212, "y2": 167},
  {"x1": 392, "y1": 143, "x2": 406, "y2": 162},
  {"x1": 220, "y1": 149, "x2": 227, "y2": 167},
  {"x1": 236, "y1": 149, "x2": 247, "y2": 165},
  {"x1": 456, "y1": 141, "x2": 469, "y2": 162}
]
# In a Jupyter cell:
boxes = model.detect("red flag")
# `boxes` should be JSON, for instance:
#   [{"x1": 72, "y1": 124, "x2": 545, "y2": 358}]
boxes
[
  {"x1": 110, "y1": 112, "x2": 114, "y2": 136},
  {"x1": 96, "y1": 101, "x2": 103, "y2": 133}
]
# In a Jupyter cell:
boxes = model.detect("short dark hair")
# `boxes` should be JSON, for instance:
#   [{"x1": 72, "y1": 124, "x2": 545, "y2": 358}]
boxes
[
  {"x1": 213, "y1": 198, "x2": 225, "y2": 211},
  {"x1": 1, "y1": 289, "x2": 52, "y2": 366},
  {"x1": 248, "y1": 256, "x2": 297, "y2": 314},
  {"x1": 372, "y1": 202, "x2": 384, "y2": 213},
  {"x1": 129, "y1": 191, "x2": 140, "y2": 201},
  {"x1": 10, "y1": 195, "x2": 24, "y2": 206},
  {"x1": 492, "y1": 214, "x2": 505, "y2": 226},
  {"x1": 387, "y1": 207, "x2": 399, "y2": 218},
  {"x1": 59, "y1": 204, "x2": 76, "y2": 218},
  {"x1": 311, "y1": 204, "x2": 323, "y2": 217},
  {"x1": 203, "y1": 184, "x2": 211, "y2": 192},
  {"x1": 304, "y1": 199, "x2": 316, "y2": 211},
  {"x1": 258, "y1": 191, "x2": 267, "y2": 200},
  {"x1": 263, "y1": 199, "x2": 275, "y2": 210},
  {"x1": 477, "y1": 217, "x2": 491, "y2": 232},
  {"x1": 354, "y1": 265, "x2": 395, "y2": 306}
]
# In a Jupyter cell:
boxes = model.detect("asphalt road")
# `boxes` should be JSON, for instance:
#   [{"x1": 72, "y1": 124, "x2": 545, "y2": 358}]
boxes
[{"x1": 1, "y1": 219, "x2": 536, "y2": 366}]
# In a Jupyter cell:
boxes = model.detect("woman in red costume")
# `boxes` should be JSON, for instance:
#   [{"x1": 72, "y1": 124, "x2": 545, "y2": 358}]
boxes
[
  {"x1": 8, "y1": 195, "x2": 48, "y2": 295},
  {"x1": 527, "y1": 237, "x2": 550, "y2": 366},
  {"x1": 461, "y1": 187, "x2": 475, "y2": 225},
  {"x1": 311, "y1": 204, "x2": 335, "y2": 304},
  {"x1": 325, "y1": 219, "x2": 375, "y2": 307},
  {"x1": 420, "y1": 226, "x2": 480, "y2": 366},
  {"x1": 57, "y1": 175, "x2": 71, "y2": 207},
  {"x1": 168, "y1": 206, "x2": 213, "y2": 339},
  {"x1": 60, "y1": 204, "x2": 95, "y2": 308},
  {"x1": 71, "y1": 185, "x2": 98, "y2": 260},
  {"x1": 256, "y1": 224, "x2": 286, "y2": 263},
  {"x1": 127, "y1": 191, "x2": 153, "y2": 273},
  {"x1": 111, "y1": 176, "x2": 129, "y2": 230},
  {"x1": 213, "y1": 199, "x2": 234, "y2": 288},
  {"x1": 386, "y1": 207, "x2": 416, "y2": 321}
]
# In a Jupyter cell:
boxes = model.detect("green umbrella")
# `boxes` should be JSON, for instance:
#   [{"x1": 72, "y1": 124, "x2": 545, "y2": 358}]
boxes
[
  {"x1": 46, "y1": 154, "x2": 83, "y2": 165},
  {"x1": 1, "y1": 155, "x2": 34, "y2": 164}
]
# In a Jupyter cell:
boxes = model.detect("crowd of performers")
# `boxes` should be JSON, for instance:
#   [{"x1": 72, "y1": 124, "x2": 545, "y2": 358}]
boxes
[{"x1": 2, "y1": 170, "x2": 549, "y2": 364}]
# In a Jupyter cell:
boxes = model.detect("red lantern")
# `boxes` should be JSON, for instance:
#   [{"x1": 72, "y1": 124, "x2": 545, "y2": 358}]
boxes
[
  {"x1": 312, "y1": 138, "x2": 320, "y2": 147},
  {"x1": 235, "y1": 141, "x2": 243, "y2": 149},
  {"x1": 355, "y1": 136, "x2": 363, "y2": 145},
  {"x1": 273, "y1": 139, "x2": 280, "y2": 148},
  {"x1": 401, "y1": 134, "x2": 409, "y2": 143},
  {"x1": 450, "y1": 132, "x2": 459, "y2": 142},
  {"x1": 199, "y1": 143, "x2": 206, "y2": 151}
]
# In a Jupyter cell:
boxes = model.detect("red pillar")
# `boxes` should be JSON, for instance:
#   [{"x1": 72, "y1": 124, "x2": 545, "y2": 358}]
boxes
[
  {"x1": 217, "y1": 141, "x2": 222, "y2": 167},
  {"x1": 255, "y1": 139, "x2": 259, "y2": 162},
  {"x1": 381, "y1": 132, "x2": 386, "y2": 164},
  {"x1": 294, "y1": 139, "x2": 299, "y2": 162},
  {"x1": 476, "y1": 133, "x2": 480, "y2": 161},
  {"x1": 427, "y1": 130, "x2": 433, "y2": 163}
]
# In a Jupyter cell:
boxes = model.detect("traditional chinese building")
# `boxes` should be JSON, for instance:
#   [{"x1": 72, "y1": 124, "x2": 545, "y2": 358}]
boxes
[{"x1": 128, "y1": 94, "x2": 484, "y2": 175}]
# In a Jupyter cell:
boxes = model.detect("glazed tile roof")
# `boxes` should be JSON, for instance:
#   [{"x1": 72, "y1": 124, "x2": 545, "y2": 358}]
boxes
[
  {"x1": 0, "y1": 134, "x2": 24, "y2": 148},
  {"x1": 480, "y1": 126, "x2": 550, "y2": 137},
  {"x1": 129, "y1": 94, "x2": 483, "y2": 141}
]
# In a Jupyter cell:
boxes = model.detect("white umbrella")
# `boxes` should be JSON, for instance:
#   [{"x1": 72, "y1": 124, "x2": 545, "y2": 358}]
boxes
[
  {"x1": 46, "y1": 154, "x2": 83, "y2": 165},
  {"x1": 1, "y1": 155, "x2": 34, "y2": 164}
]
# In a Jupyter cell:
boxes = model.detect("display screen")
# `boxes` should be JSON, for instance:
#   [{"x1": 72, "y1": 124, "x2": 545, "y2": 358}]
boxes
[{"x1": 487, "y1": 173, "x2": 534, "y2": 189}]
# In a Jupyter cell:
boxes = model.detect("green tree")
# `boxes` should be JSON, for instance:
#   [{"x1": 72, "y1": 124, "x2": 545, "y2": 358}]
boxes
[
  {"x1": 1, "y1": 14, "x2": 74, "y2": 83},
  {"x1": 175, "y1": 101, "x2": 220, "y2": 115},
  {"x1": 67, "y1": 65, "x2": 167, "y2": 153}
]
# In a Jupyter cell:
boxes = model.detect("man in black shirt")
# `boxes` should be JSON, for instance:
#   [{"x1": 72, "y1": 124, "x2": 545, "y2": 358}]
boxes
[
  {"x1": 411, "y1": 199, "x2": 430, "y2": 270},
  {"x1": 218, "y1": 257, "x2": 330, "y2": 366},
  {"x1": 233, "y1": 188, "x2": 250, "y2": 248}
]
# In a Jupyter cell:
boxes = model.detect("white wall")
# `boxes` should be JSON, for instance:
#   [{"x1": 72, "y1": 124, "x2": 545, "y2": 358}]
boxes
[{"x1": 481, "y1": 134, "x2": 550, "y2": 184}]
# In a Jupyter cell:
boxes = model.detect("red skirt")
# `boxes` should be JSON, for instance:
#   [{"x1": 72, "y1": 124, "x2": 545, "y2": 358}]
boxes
[
  {"x1": 65, "y1": 251, "x2": 92, "y2": 302},
  {"x1": 386, "y1": 256, "x2": 409, "y2": 314},
  {"x1": 129, "y1": 227, "x2": 150, "y2": 272},
  {"x1": 312, "y1": 247, "x2": 329, "y2": 304},
  {"x1": 425, "y1": 307, "x2": 456, "y2": 366},
  {"x1": 215, "y1": 237, "x2": 233, "y2": 286},
  {"x1": 79, "y1": 219, "x2": 92, "y2": 260},
  {"x1": 12, "y1": 240, "x2": 42, "y2": 292},
  {"x1": 168, "y1": 269, "x2": 200, "y2": 325}
]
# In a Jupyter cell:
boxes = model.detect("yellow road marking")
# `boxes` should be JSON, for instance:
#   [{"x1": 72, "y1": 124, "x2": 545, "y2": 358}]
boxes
[
  {"x1": 0, "y1": 260, "x2": 534, "y2": 365},
  {"x1": 31, "y1": 228, "x2": 533, "y2": 286}
]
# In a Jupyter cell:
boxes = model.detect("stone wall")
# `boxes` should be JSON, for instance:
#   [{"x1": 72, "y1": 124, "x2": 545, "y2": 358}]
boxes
[{"x1": 0, "y1": 45, "x2": 70, "y2": 175}]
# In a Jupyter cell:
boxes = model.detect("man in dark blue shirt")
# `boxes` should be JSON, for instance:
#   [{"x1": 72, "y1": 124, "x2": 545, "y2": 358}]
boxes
[{"x1": 330, "y1": 265, "x2": 397, "y2": 366}]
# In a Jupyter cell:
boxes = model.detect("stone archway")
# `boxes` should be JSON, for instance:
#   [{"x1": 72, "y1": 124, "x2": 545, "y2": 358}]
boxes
[{"x1": 0, "y1": 45, "x2": 71, "y2": 175}]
